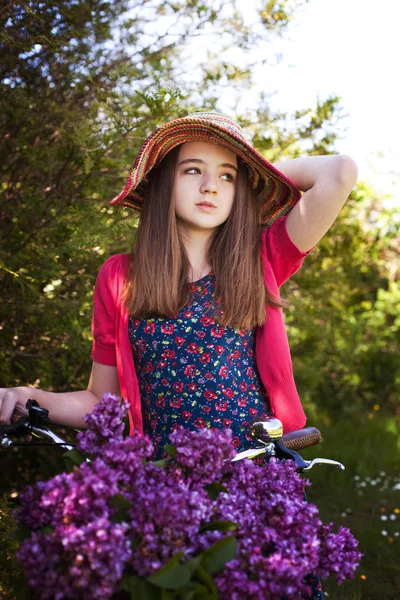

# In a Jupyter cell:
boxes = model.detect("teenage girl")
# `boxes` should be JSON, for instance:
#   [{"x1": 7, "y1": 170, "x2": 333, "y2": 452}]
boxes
[
  {"x1": 0, "y1": 112, "x2": 358, "y2": 599},
  {"x1": 0, "y1": 112, "x2": 358, "y2": 442}
]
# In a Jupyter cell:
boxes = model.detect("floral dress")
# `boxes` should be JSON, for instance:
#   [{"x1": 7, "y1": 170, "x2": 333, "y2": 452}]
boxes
[
  {"x1": 128, "y1": 272, "x2": 323, "y2": 600},
  {"x1": 128, "y1": 272, "x2": 272, "y2": 460}
]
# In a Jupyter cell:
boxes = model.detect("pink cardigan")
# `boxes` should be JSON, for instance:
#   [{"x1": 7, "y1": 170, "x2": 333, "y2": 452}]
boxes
[{"x1": 91, "y1": 216, "x2": 312, "y2": 434}]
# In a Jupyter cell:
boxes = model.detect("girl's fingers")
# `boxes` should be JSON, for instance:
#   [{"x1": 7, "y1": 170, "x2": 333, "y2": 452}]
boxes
[{"x1": 0, "y1": 389, "x2": 27, "y2": 424}]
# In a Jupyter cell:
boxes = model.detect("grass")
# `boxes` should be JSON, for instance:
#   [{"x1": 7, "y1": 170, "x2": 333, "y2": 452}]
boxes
[
  {"x1": 300, "y1": 414, "x2": 400, "y2": 599},
  {"x1": 0, "y1": 415, "x2": 399, "y2": 599}
]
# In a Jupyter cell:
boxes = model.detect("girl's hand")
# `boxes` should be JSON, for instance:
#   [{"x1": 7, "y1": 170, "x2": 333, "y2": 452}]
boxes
[{"x1": 0, "y1": 386, "x2": 33, "y2": 423}]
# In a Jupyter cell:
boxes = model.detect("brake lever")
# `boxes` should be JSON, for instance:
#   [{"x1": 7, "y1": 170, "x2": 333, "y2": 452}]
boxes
[{"x1": 301, "y1": 458, "x2": 345, "y2": 472}]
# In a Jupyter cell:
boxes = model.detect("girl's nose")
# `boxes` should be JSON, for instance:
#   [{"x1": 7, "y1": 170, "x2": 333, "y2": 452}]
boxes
[{"x1": 200, "y1": 174, "x2": 218, "y2": 194}]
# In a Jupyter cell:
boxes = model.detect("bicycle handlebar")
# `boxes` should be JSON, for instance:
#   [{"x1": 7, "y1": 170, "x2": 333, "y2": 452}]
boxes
[{"x1": 0, "y1": 401, "x2": 345, "y2": 473}]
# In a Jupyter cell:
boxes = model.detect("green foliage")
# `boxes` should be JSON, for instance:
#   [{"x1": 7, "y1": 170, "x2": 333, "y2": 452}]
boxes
[{"x1": 285, "y1": 183, "x2": 400, "y2": 421}]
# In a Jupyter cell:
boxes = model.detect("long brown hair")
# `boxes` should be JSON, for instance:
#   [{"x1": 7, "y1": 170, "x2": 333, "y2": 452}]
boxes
[{"x1": 123, "y1": 145, "x2": 284, "y2": 330}]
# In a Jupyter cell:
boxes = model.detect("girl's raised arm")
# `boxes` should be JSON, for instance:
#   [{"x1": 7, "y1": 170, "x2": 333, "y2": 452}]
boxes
[{"x1": 273, "y1": 155, "x2": 358, "y2": 252}]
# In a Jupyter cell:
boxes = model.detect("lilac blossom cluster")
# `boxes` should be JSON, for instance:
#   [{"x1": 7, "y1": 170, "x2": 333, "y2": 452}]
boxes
[{"x1": 15, "y1": 393, "x2": 362, "y2": 599}]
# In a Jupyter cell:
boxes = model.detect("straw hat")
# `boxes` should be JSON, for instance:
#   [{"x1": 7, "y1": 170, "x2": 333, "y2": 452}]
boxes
[{"x1": 110, "y1": 112, "x2": 301, "y2": 225}]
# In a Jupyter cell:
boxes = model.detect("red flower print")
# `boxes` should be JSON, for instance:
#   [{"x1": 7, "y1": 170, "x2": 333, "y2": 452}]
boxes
[
  {"x1": 132, "y1": 319, "x2": 140, "y2": 328},
  {"x1": 196, "y1": 331, "x2": 206, "y2": 339},
  {"x1": 231, "y1": 350, "x2": 241, "y2": 360},
  {"x1": 174, "y1": 336, "x2": 185, "y2": 347},
  {"x1": 222, "y1": 388, "x2": 234, "y2": 399},
  {"x1": 246, "y1": 367, "x2": 255, "y2": 378},
  {"x1": 204, "y1": 390, "x2": 217, "y2": 401},
  {"x1": 184, "y1": 365, "x2": 196, "y2": 377},
  {"x1": 182, "y1": 411, "x2": 192, "y2": 421},
  {"x1": 170, "y1": 398, "x2": 182, "y2": 409},
  {"x1": 171, "y1": 423, "x2": 180, "y2": 432},
  {"x1": 161, "y1": 378, "x2": 170, "y2": 386},
  {"x1": 211, "y1": 327, "x2": 225, "y2": 338},
  {"x1": 137, "y1": 340, "x2": 146, "y2": 352},
  {"x1": 216, "y1": 401, "x2": 228, "y2": 411},
  {"x1": 187, "y1": 383, "x2": 197, "y2": 392},
  {"x1": 247, "y1": 348, "x2": 254, "y2": 357},
  {"x1": 219, "y1": 366, "x2": 229, "y2": 378},
  {"x1": 238, "y1": 397, "x2": 247, "y2": 407},
  {"x1": 250, "y1": 384, "x2": 257, "y2": 391},
  {"x1": 156, "y1": 396, "x2": 165, "y2": 408},
  {"x1": 205, "y1": 372, "x2": 213, "y2": 380},
  {"x1": 143, "y1": 362, "x2": 154, "y2": 374},
  {"x1": 194, "y1": 417, "x2": 207, "y2": 428},
  {"x1": 157, "y1": 360, "x2": 167, "y2": 369},
  {"x1": 215, "y1": 345, "x2": 224, "y2": 356},
  {"x1": 162, "y1": 349, "x2": 176, "y2": 359},
  {"x1": 232, "y1": 436, "x2": 240, "y2": 449},
  {"x1": 237, "y1": 329, "x2": 246, "y2": 337},
  {"x1": 200, "y1": 316, "x2": 213, "y2": 326},
  {"x1": 145, "y1": 383, "x2": 152, "y2": 394},
  {"x1": 223, "y1": 418, "x2": 233, "y2": 427},
  {"x1": 144, "y1": 322, "x2": 155, "y2": 334},
  {"x1": 249, "y1": 408, "x2": 258, "y2": 416},
  {"x1": 173, "y1": 382, "x2": 184, "y2": 392},
  {"x1": 187, "y1": 343, "x2": 199, "y2": 354},
  {"x1": 199, "y1": 353, "x2": 210, "y2": 364},
  {"x1": 183, "y1": 311, "x2": 193, "y2": 318},
  {"x1": 161, "y1": 323, "x2": 175, "y2": 334},
  {"x1": 239, "y1": 382, "x2": 248, "y2": 392},
  {"x1": 241, "y1": 421, "x2": 249, "y2": 428},
  {"x1": 201, "y1": 405, "x2": 211, "y2": 413}
]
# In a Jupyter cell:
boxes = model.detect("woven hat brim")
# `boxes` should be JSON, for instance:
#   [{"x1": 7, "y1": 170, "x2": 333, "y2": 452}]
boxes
[{"x1": 110, "y1": 118, "x2": 301, "y2": 226}]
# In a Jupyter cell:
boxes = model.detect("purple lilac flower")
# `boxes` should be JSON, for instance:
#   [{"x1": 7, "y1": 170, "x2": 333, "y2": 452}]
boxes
[
  {"x1": 99, "y1": 434, "x2": 154, "y2": 484},
  {"x1": 16, "y1": 518, "x2": 131, "y2": 600},
  {"x1": 127, "y1": 462, "x2": 213, "y2": 576},
  {"x1": 77, "y1": 393, "x2": 129, "y2": 455},
  {"x1": 199, "y1": 458, "x2": 359, "y2": 599},
  {"x1": 15, "y1": 459, "x2": 122, "y2": 530},
  {"x1": 15, "y1": 422, "x2": 362, "y2": 600},
  {"x1": 167, "y1": 426, "x2": 236, "y2": 485},
  {"x1": 317, "y1": 523, "x2": 363, "y2": 583}
]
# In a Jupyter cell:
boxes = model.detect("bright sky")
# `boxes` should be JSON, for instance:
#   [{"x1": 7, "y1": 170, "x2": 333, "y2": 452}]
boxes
[{"x1": 246, "y1": 0, "x2": 400, "y2": 206}]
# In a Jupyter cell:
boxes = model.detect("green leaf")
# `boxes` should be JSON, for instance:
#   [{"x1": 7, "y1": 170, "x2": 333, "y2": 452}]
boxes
[
  {"x1": 121, "y1": 573, "x2": 160, "y2": 599},
  {"x1": 184, "y1": 554, "x2": 202, "y2": 575},
  {"x1": 152, "y1": 458, "x2": 168, "y2": 469},
  {"x1": 163, "y1": 444, "x2": 177, "y2": 456},
  {"x1": 109, "y1": 493, "x2": 131, "y2": 523},
  {"x1": 147, "y1": 552, "x2": 191, "y2": 590},
  {"x1": 61, "y1": 448, "x2": 86, "y2": 471},
  {"x1": 109, "y1": 493, "x2": 132, "y2": 509},
  {"x1": 192, "y1": 565, "x2": 218, "y2": 598},
  {"x1": 203, "y1": 482, "x2": 228, "y2": 500},
  {"x1": 201, "y1": 536, "x2": 238, "y2": 575},
  {"x1": 199, "y1": 520, "x2": 238, "y2": 533}
]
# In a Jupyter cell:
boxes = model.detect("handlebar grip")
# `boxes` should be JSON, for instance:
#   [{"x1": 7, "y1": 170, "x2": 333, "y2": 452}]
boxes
[{"x1": 281, "y1": 427, "x2": 322, "y2": 450}]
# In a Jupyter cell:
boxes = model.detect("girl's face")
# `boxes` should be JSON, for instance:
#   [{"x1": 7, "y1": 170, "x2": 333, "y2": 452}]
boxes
[{"x1": 173, "y1": 141, "x2": 238, "y2": 235}]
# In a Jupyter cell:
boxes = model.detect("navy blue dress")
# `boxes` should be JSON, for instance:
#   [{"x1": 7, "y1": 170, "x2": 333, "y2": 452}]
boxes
[
  {"x1": 128, "y1": 272, "x2": 323, "y2": 600},
  {"x1": 128, "y1": 272, "x2": 272, "y2": 460}
]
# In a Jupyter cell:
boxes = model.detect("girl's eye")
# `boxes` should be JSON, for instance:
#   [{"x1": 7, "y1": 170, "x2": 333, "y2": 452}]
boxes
[
  {"x1": 221, "y1": 173, "x2": 235, "y2": 182},
  {"x1": 184, "y1": 167, "x2": 201, "y2": 174}
]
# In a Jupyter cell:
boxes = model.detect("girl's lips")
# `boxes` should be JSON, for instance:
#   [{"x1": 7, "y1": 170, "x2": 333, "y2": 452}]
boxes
[{"x1": 196, "y1": 203, "x2": 216, "y2": 209}]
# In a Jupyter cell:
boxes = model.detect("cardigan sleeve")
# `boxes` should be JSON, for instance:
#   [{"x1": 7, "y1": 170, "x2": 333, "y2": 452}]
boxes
[
  {"x1": 261, "y1": 215, "x2": 314, "y2": 288},
  {"x1": 90, "y1": 255, "x2": 127, "y2": 366}
]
